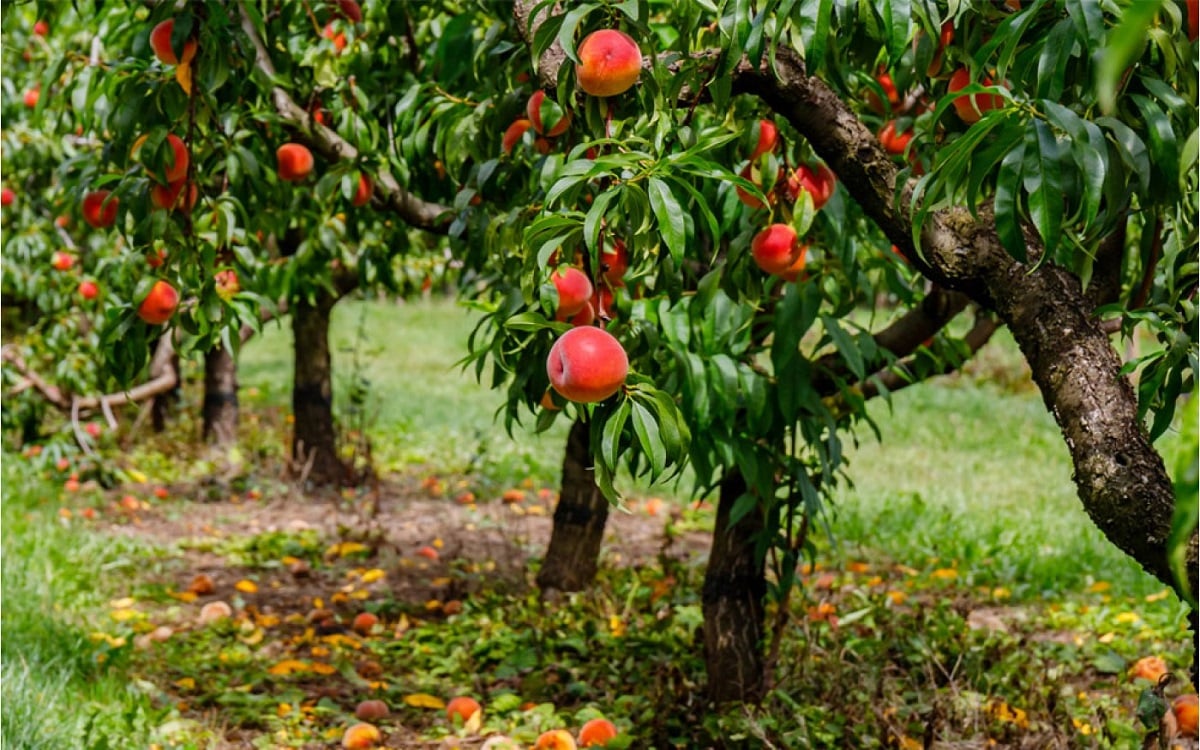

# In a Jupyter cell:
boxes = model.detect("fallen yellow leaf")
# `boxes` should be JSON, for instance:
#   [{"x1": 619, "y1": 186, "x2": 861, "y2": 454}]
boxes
[
  {"x1": 267, "y1": 659, "x2": 311, "y2": 676},
  {"x1": 360, "y1": 568, "x2": 386, "y2": 584},
  {"x1": 403, "y1": 693, "x2": 446, "y2": 709},
  {"x1": 235, "y1": 580, "x2": 258, "y2": 594}
]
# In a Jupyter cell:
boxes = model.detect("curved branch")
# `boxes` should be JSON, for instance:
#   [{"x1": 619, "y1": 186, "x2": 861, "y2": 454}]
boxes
[
  {"x1": 859, "y1": 309, "x2": 1001, "y2": 400},
  {"x1": 236, "y1": 3, "x2": 452, "y2": 234}
]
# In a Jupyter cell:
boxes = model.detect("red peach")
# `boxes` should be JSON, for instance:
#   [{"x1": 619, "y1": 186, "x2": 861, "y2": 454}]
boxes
[
  {"x1": 352, "y1": 174, "x2": 372, "y2": 207},
  {"x1": 534, "y1": 730, "x2": 578, "y2": 750},
  {"x1": 82, "y1": 190, "x2": 119, "y2": 228},
  {"x1": 777, "y1": 245, "x2": 809, "y2": 283},
  {"x1": 338, "y1": 0, "x2": 363, "y2": 23},
  {"x1": 600, "y1": 238, "x2": 628, "y2": 283},
  {"x1": 751, "y1": 224, "x2": 803, "y2": 275},
  {"x1": 23, "y1": 88, "x2": 39, "y2": 108},
  {"x1": 51, "y1": 251, "x2": 74, "y2": 271},
  {"x1": 33, "y1": 20, "x2": 49, "y2": 36},
  {"x1": 351, "y1": 612, "x2": 378, "y2": 636},
  {"x1": 138, "y1": 280, "x2": 179, "y2": 325},
  {"x1": 527, "y1": 90, "x2": 571, "y2": 137},
  {"x1": 1174, "y1": 693, "x2": 1198, "y2": 737},
  {"x1": 575, "y1": 29, "x2": 641, "y2": 97},
  {"x1": 551, "y1": 267, "x2": 594, "y2": 318},
  {"x1": 948, "y1": 68, "x2": 1005, "y2": 124},
  {"x1": 354, "y1": 699, "x2": 388, "y2": 722},
  {"x1": 323, "y1": 23, "x2": 347, "y2": 53},
  {"x1": 341, "y1": 722, "x2": 382, "y2": 749},
  {"x1": 445, "y1": 696, "x2": 482, "y2": 724},
  {"x1": 578, "y1": 718, "x2": 618, "y2": 747},
  {"x1": 502, "y1": 118, "x2": 534, "y2": 153},
  {"x1": 277, "y1": 143, "x2": 314, "y2": 182},
  {"x1": 749, "y1": 119, "x2": 778, "y2": 161},
  {"x1": 546, "y1": 326, "x2": 629, "y2": 404},
  {"x1": 150, "y1": 19, "x2": 197, "y2": 65},
  {"x1": 1, "y1": 188, "x2": 13, "y2": 206},
  {"x1": 79, "y1": 280, "x2": 99, "y2": 300}
]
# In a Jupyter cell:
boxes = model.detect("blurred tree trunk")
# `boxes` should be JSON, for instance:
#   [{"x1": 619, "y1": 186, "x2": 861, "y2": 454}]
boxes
[
  {"x1": 148, "y1": 333, "x2": 178, "y2": 433},
  {"x1": 292, "y1": 290, "x2": 345, "y2": 487},
  {"x1": 202, "y1": 344, "x2": 238, "y2": 445},
  {"x1": 538, "y1": 417, "x2": 609, "y2": 593},
  {"x1": 702, "y1": 470, "x2": 766, "y2": 703}
]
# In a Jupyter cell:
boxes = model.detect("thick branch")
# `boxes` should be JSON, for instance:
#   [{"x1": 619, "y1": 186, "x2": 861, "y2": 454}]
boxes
[
  {"x1": 729, "y1": 46, "x2": 1194, "y2": 597},
  {"x1": 812, "y1": 286, "x2": 969, "y2": 395},
  {"x1": 237, "y1": 3, "x2": 452, "y2": 233}
]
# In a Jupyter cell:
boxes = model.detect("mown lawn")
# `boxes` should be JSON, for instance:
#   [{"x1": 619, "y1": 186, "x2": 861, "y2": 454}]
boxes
[{"x1": 2, "y1": 297, "x2": 1193, "y2": 749}]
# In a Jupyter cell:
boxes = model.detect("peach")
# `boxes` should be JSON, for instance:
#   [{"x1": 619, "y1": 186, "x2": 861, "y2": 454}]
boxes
[
  {"x1": 551, "y1": 267, "x2": 594, "y2": 317},
  {"x1": 1129, "y1": 655, "x2": 1168, "y2": 683},
  {"x1": 354, "y1": 699, "x2": 389, "y2": 722},
  {"x1": 188, "y1": 573, "x2": 215, "y2": 595},
  {"x1": 878, "y1": 121, "x2": 912, "y2": 155},
  {"x1": 865, "y1": 72, "x2": 900, "y2": 114},
  {"x1": 352, "y1": 612, "x2": 378, "y2": 635},
  {"x1": 1, "y1": 187, "x2": 13, "y2": 206},
  {"x1": 341, "y1": 722, "x2": 382, "y2": 749},
  {"x1": 150, "y1": 178, "x2": 193, "y2": 210},
  {"x1": 150, "y1": 19, "x2": 197, "y2": 66},
  {"x1": 23, "y1": 87, "x2": 39, "y2": 108},
  {"x1": 751, "y1": 224, "x2": 802, "y2": 275},
  {"x1": 735, "y1": 163, "x2": 769, "y2": 209},
  {"x1": 51, "y1": 251, "x2": 74, "y2": 271},
  {"x1": 527, "y1": 90, "x2": 571, "y2": 137},
  {"x1": 575, "y1": 29, "x2": 641, "y2": 97},
  {"x1": 578, "y1": 718, "x2": 618, "y2": 747},
  {"x1": 786, "y1": 164, "x2": 836, "y2": 210},
  {"x1": 277, "y1": 143, "x2": 314, "y2": 182},
  {"x1": 600, "y1": 238, "x2": 628, "y2": 283},
  {"x1": 563, "y1": 301, "x2": 595, "y2": 327},
  {"x1": 323, "y1": 23, "x2": 347, "y2": 53},
  {"x1": 502, "y1": 118, "x2": 534, "y2": 153},
  {"x1": 749, "y1": 119, "x2": 778, "y2": 161},
  {"x1": 79, "y1": 280, "x2": 99, "y2": 300},
  {"x1": 948, "y1": 68, "x2": 1005, "y2": 124},
  {"x1": 147, "y1": 247, "x2": 167, "y2": 268},
  {"x1": 140, "y1": 133, "x2": 189, "y2": 184},
  {"x1": 534, "y1": 730, "x2": 577, "y2": 750},
  {"x1": 541, "y1": 389, "x2": 561, "y2": 411},
  {"x1": 445, "y1": 695, "x2": 482, "y2": 724},
  {"x1": 214, "y1": 269, "x2": 239, "y2": 300},
  {"x1": 198, "y1": 600, "x2": 232, "y2": 624},
  {"x1": 338, "y1": 0, "x2": 363, "y2": 23},
  {"x1": 546, "y1": 326, "x2": 629, "y2": 403},
  {"x1": 1190, "y1": 0, "x2": 1199, "y2": 42},
  {"x1": 33, "y1": 20, "x2": 49, "y2": 36},
  {"x1": 83, "y1": 190, "x2": 119, "y2": 228},
  {"x1": 352, "y1": 174, "x2": 372, "y2": 207},
  {"x1": 1174, "y1": 693, "x2": 1198, "y2": 737},
  {"x1": 777, "y1": 244, "x2": 809, "y2": 283},
  {"x1": 138, "y1": 280, "x2": 179, "y2": 325}
]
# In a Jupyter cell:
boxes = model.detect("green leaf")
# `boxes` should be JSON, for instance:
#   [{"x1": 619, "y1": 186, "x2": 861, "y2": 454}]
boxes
[
  {"x1": 647, "y1": 178, "x2": 686, "y2": 266},
  {"x1": 630, "y1": 400, "x2": 666, "y2": 479},
  {"x1": 728, "y1": 490, "x2": 758, "y2": 527},
  {"x1": 994, "y1": 142, "x2": 1027, "y2": 261},
  {"x1": 1036, "y1": 18, "x2": 1076, "y2": 102},
  {"x1": 1096, "y1": 0, "x2": 1162, "y2": 114},
  {"x1": 1130, "y1": 94, "x2": 1180, "y2": 204},
  {"x1": 821, "y1": 315, "x2": 865, "y2": 381},
  {"x1": 1023, "y1": 120, "x2": 1066, "y2": 262},
  {"x1": 554, "y1": 3, "x2": 597, "y2": 65},
  {"x1": 601, "y1": 399, "x2": 631, "y2": 470}
]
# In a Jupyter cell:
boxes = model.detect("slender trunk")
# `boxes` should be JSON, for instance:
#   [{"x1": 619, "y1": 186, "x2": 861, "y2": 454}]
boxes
[
  {"x1": 702, "y1": 470, "x2": 766, "y2": 704},
  {"x1": 538, "y1": 418, "x2": 609, "y2": 593},
  {"x1": 148, "y1": 334, "x2": 178, "y2": 433},
  {"x1": 202, "y1": 344, "x2": 238, "y2": 445},
  {"x1": 292, "y1": 290, "x2": 345, "y2": 487}
]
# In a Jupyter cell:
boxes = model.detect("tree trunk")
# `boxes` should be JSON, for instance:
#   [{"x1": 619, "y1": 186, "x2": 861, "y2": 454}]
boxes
[
  {"x1": 537, "y1": 418, "x2": 609, "y2": 593},
  {"x1": 148, "y1": 334, "x2": 179, "y2": 433},
  {"x1": 733, "y1": 50, "x2": 1198, "y2": 601},
  {"x1": 292, "y1": 290, "x2": 345, "y2": 487},
  {"x1": 702, "y1": 470, "x2": 767, "y2": 704},
  {"x1": 202, "y1": 344, "x2": 238, "y2": 445}
]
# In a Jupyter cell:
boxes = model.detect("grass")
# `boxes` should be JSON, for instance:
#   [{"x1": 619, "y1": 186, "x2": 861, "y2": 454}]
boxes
[
  {"x1": 0, "y1": 463, "x2": 201, "y2": 749},
  {"x1": 239, "y1": 297, "x2": 572, "y2": 486}
]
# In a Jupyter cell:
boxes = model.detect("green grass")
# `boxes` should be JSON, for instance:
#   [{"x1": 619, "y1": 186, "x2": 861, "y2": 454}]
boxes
[
  {"x1": 240, "y1": 298, "x2": 572, "y2": 486},
  {"x1": 0, "y1": 463, "x2": 201, "y2": 749}
]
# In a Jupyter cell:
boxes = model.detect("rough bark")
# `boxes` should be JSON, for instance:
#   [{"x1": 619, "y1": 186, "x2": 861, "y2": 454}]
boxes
[
  {"x1": 702, "y1": 470, "x2": 767, "y2": 704},
  {"x1": 148, "y1": 334, "x2": 180, "y2": 433},
  {"x1": 537, "y1": 418, "x2": 610, "y2": 593},
  {"x1": 291, "y1": 290, "x2": 346, "y2": 488},
  {"x1": 202, "y1": 344, "x2": 239, "y2": 445},
  {"x1": 731, "y1": 48, "x2": 1197, "y2": 602}
]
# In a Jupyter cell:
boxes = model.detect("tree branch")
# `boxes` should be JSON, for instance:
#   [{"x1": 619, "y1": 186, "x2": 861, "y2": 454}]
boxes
[
  {"x1": 859, "y1": 309, "x2": 1000, "y2": 401},
  {"x1": 236, "y1": 2, "x2": 452, "y2": 234}
]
